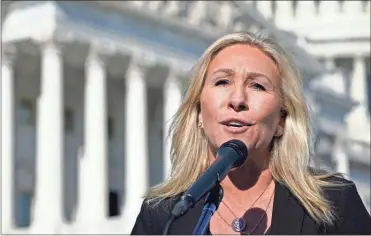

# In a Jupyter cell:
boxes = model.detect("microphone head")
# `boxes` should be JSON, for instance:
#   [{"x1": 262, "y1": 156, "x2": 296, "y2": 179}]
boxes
[{"x1": 218, "y1": 139, "x2": 248, "y2": 168}]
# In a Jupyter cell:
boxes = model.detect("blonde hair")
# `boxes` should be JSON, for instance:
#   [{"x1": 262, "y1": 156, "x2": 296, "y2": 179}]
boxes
[{"x1": 147, "y1": 32, "x2": 344, "y2": 225}]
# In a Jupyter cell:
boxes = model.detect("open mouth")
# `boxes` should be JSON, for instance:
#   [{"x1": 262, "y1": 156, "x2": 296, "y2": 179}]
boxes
[
  {"x1": 221, "y1": 119, "x2": 251, "y2": 133},
  {"x1": 226, "y1": 122, "x2": 244, "y2": 128}
]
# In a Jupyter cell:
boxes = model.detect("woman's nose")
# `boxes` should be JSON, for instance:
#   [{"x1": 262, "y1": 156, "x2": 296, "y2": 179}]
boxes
[{"x1": 228, "y1": 86, "x2": 248, "y2": 112}]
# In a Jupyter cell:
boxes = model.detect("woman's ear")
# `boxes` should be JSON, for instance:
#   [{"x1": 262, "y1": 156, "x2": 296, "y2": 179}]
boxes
[
  {"x1": 275, "y1": 109, "x2": 287, "y2": 138},
  {"x1": 198, "y1": 113, "x2": 203, "y2": 128}
]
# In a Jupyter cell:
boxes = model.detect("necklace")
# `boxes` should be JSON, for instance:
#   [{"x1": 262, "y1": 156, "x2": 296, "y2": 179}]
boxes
[{"x1": 216, "y1": 181, "x2": 274, "y2": 235}]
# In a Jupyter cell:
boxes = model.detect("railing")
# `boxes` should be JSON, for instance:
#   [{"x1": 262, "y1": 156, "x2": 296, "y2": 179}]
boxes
[
  {"x1": 107, "y1": 1, "x2": 255, "y2": 35},
  {"x1": 103, "y1": 1, "x2": 370, "y2": 42},
  {"x1": 253, "y1": 1, "x2": 370, "y2": 21},
  {"x1": 255, "y1": 1, "x2": 370, "y2": 39}
]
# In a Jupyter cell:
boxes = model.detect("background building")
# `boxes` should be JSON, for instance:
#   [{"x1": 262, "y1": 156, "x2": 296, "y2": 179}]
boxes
[
  {"x1": 256, "y1": 0, "x2": 370, "y2": 213},
  {"x1": 1, "y1": 1, "x2": 370, "y2": 234}
]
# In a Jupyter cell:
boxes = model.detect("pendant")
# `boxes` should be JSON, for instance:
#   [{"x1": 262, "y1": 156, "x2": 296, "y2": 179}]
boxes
[{"x1": 231, "y1": 217, "x2": 246, "y2": 232}]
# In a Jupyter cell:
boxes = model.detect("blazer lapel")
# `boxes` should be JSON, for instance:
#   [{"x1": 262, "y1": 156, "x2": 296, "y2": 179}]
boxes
[{"x1": 269, "y1": 181, "x2": 305, "y2": 234}]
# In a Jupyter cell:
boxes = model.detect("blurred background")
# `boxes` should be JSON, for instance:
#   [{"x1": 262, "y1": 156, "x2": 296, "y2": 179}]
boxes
[{"x1": 1, "y1": 1, "x2": 370, "y2": 234}]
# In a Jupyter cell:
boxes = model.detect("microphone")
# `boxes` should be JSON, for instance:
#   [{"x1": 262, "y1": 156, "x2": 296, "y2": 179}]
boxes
[{"x1": 170, "y1": 139, "x2": 248, "y2": 218}]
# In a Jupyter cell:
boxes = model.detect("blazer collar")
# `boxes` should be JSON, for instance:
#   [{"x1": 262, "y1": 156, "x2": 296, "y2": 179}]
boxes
[
  {"x1": 171, "y1": 181, "x2": 307, "y2": 234},
  {"x1": 269, "y1": 180, "x2": 305, "y2": 234}
]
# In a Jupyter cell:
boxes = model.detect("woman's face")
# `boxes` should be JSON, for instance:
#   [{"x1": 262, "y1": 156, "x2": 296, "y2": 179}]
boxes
[{"x1": 198, "y1": 44, "x2": 285, "y2": 156}]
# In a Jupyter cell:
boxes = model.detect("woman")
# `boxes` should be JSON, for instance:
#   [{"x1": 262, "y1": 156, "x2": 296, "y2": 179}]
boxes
[{"x1": 131, "y1": 31, "x2": 371, "y2": 235}]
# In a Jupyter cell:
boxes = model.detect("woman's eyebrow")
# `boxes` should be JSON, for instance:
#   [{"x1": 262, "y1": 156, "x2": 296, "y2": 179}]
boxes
[
  {"x1": 211, "y1": 68, "x2": 235, "y2": 76},
  {"x1": 245, "y1": 72, "x2": 274, "y2": 86},
  {"x1": 210, "y1": 69, "x2": 275, "y2": 87}
]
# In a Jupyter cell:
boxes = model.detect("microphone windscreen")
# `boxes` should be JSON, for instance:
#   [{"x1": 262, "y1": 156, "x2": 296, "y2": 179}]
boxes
[{"x1": 218, "y1": 139, "x2": 248, "y2": 168}]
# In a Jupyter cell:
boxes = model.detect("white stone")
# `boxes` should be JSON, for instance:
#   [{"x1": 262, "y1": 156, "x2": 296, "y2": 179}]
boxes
[
  {"x1": 351, "y1": 56, "x2": 366, "y2": 104},
  {"x1": 256, "y1": 1, "x2": 273, "y2": 20},
  {"x1": 343, "y1": 1, "x2": 363, "y2": 15},
  {"x1": 77, "y1": 50, "x2": 108, "y2": 224},
  {"x1": 1, "y1": 45, "x2": 16, "y2": 233},
  {"x1": 346, "y1": 56, "x2": 370, "y2": 142},
  {"x1": 296, "y1": 1, "x2": 316, "y2": 20},
  {"x1": 332, "y1": 133, "x2": 349, "y2": 177},
  {"x1": 123, "y1": 57, "x2": 149, "y2": 219},
  {"x1": 274, "y1": 1, "x2": 294, "y2": 29},
  {"x1": 318, "y1": 1, "x2": 340, "y2": 17},
  {"x1": 32, "y1": 42, "x2": 64, "y2": 233},
  {"x1": 163, "y1": 69, "x2": 183, "y2": 179}
]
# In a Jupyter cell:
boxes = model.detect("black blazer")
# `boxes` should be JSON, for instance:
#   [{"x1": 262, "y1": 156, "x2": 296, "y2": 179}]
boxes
[{"x1": 131, "y1": 177, "x2": 371, "y2": 235}]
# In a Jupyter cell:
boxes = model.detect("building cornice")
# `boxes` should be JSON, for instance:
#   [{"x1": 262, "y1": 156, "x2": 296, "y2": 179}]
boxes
[{"x1": 2, "y1": 1, "x2": 328, "y2": 78}]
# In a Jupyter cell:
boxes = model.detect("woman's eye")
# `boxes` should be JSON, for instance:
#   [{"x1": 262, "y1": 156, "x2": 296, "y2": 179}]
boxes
[
  {"x1": 215, "y1": 79, "x2": 229, "y2": 86},
  {"x1": 251, "y1": 82, "x2": 266, "y2": 91}
]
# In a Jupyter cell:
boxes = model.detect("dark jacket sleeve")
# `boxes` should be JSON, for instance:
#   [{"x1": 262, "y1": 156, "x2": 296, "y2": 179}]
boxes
[
  {"x1": 131, "y1": 198, "x2": 174, "y2": 235},
  {"x1": 131, "y1": 200, "x2": 154, "y2": 235},
  {"x1": 336, "y1": 182, "x2": 371, "y2": 234}
]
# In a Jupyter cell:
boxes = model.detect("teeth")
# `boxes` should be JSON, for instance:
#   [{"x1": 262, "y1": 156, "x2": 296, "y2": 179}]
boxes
[{"x1": 227, "y1": 122, "x2": 243, "y2": 127}]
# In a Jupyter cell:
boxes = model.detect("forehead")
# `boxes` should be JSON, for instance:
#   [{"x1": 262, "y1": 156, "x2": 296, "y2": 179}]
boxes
[{"x1": 207, "y1": 44, "x2": 279, "y2": 80}]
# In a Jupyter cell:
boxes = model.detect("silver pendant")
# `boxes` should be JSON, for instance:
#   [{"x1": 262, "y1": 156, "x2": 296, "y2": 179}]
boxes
[{"x1": 231, "y1": 217, "x2": 246, "y2": 232}]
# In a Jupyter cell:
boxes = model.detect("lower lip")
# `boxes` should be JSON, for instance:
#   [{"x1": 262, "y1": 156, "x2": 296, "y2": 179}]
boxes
[{"x1": 222, "y1": 125, "x2": 249, "y2": 134}]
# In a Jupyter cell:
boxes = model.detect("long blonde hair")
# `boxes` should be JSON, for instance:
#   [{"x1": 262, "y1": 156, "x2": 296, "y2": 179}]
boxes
[{"x1": 147, "y1": 32, "x2": 343, "y2": 225}]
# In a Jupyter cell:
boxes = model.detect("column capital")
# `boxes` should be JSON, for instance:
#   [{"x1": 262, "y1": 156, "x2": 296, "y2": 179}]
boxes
[
  {"x1": 88, "y1": 38, "x2": 117, "y2": 57},
  {"x1": 130, "y1": 52, "x2": 157, "y2": 69},
  {"x1": 40, "y1": 40, "x2": 64, "y2": 56},
  {"x1": 125, "y1": 53, "x2": 155, "y2": 79},
  {"x1": 85, "y1": 44, "x2": 112, "y2": 69},
  {"x1": 168, "y1": 59, "x2": 191, "y2": 78}
]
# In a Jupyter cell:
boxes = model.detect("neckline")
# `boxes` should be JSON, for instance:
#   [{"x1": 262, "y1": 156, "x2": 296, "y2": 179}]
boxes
[{"x1": 206, "y1": 180, "x2": 279, "y2": 235}]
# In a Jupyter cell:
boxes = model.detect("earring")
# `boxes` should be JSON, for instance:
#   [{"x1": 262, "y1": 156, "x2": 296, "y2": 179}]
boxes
[
  {"x1": 198, "y1": 121, "x2": 203, "y2": 128},
  {"x1": 275, "y1": 130, "x2": 281, "y2": 137}
]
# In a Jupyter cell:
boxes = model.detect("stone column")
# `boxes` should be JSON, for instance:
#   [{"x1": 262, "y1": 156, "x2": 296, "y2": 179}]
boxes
[
  {"x1": 1, "y1": 44, "x2": 16, "y2": 233},
  {"x1": 257, "y1": 1, "x2": 273, "y2": 20},
  {"x1": 32, "y1": 41, "x2": 64, "y2": 233},
  {"x1": 343, "y1": 1, "x2": 363, "y2": 15},
  {"x1": 351, "y1": 56, "x2": 366, "y2": 104},
  {"x1": 123, "y1": 56, "x2": 149, "y2": 216},
  {"x1": 296, "y1": 1, "x2": 316, "y2": 21},
  {"x1": 319, "y1": 1, "x2": 340, "y2": 17},
  {"x1": 332, "y1": 133, "x2": 349, "y2": 177},
  {"x1": 347, "y1": 56, "x2": 369, "y2": 142},
  {"x1": 163, "y1": 69, "x2": 182, "y2": 179},
  {"x1": 77, "y1": 48, "x2": 108, "y2": 224},
  {"x1": 275, "y1": 1, "x2": 294, "y2": 28}
]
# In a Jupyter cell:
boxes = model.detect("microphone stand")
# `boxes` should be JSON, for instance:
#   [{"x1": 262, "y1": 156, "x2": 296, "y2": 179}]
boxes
[{"x1": 192, "y1": 183, "x2": 223, "y2": 235}]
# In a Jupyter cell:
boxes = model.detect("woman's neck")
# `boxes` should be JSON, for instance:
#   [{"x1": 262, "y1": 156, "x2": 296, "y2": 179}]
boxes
[
  {"x1": 208, "y1": 147, "x2": 273, "y2": 200},
  {"x1": 221, "y1": 166, "x2": 273, "y2": 201}
]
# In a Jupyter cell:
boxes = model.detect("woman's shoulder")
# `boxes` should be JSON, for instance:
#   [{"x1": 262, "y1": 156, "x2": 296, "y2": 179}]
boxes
[
  {"x1": 131, "y1": 195, "x2": 180, "y2": 235},
  {"x1": 312, "y1": 171, "x2": 371, "y2": 234},
  {"x1": 309, "y1": 167, "x2": 354, "y2": 187},
  {"x1": 310, "y1": 170, "x2": 359, "y2": 201}
]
